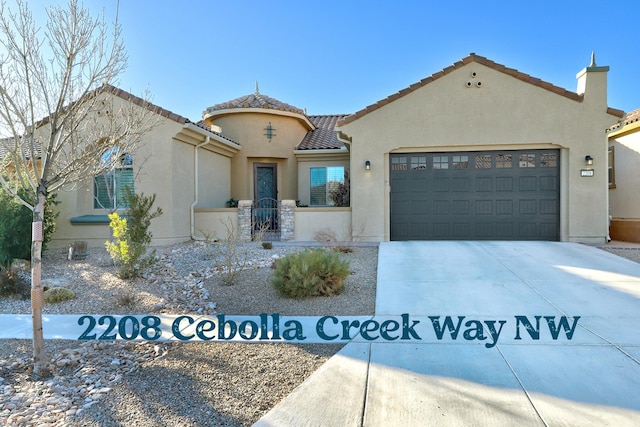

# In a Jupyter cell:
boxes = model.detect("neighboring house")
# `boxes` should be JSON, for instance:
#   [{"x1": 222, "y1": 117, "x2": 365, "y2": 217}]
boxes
[
  {"x1": 47, "y1": 53, "x2": 623, "y2": 248},
  {"x1": 607, "y1": 108, "x2": 640, "y2": 241}
]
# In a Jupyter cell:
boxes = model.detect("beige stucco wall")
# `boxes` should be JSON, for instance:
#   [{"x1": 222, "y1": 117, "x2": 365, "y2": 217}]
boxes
[
  {"x1": 50, "y1": 95, "x2": 235, "y2": 249},
  {"x1": 338, "y1": 61, "x2": 618, "y2": 243},
  {"x1": 197, "y1": 147, "x2": 231, "y2": 208},
  {"x1": 207, "y1": 112, "x2": 311, "y2": 201},
  {"x1": 609, "y1": 123, "x2": 640, "y2": 219},
  {"x1": 294, "y1": 207, "x2": 352, "y2": 241},
  {"x1": 193, "y1": 209, "x2": 238, "y2": 240}
]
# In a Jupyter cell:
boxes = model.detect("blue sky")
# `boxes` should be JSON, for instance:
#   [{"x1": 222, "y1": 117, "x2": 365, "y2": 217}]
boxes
[{"x1": 38, "y1": 1, "x2": 640, "y2": 121}]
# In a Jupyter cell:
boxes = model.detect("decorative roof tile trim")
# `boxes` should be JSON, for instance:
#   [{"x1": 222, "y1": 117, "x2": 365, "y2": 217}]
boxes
[
  {"x1": 337, "y1": 53, "x2": 587, "y2": 127},
  {"x1": 204, "y1": 92, "x2": 305, "y2": 116},
  {"x1": 607, "y1": 107, "x2": 639, "y2": 132}
]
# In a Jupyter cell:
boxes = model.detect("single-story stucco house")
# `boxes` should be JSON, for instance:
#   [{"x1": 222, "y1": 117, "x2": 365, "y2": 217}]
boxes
[
  {"x1": 49, "y1": 53, "x2": 625, "y2": 248},
  {"x1": 607, "y1": 108, "x2": 640, "y2": 241}
]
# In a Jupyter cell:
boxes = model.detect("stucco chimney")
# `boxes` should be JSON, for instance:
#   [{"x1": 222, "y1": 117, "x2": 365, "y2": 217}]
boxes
[{"x1": 576, "y1": 52, "x2": 609, "y2": 107}]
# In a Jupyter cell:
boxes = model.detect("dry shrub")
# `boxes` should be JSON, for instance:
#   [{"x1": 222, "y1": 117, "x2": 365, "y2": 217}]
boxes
[
  {"x1": 271, "y1": 248, "x2": 350, "y2": 298},
  {"x1": 43, "y1": 287, "x2": 75, "y2": 303}
]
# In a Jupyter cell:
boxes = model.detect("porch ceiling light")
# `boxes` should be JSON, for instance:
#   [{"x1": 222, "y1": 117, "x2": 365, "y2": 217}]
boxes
[
  {"x1": 585, "y1": 155, "x2": 593, "y2": 166},
  {"x1": 365, "y1": 160, "x2": 371, "y2": 170}
]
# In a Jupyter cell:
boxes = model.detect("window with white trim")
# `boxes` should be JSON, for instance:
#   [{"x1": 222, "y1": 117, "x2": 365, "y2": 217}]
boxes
[
  {"x1": 93, "y1": 148, "x2": 133, "y2": 209},
  {"x1": 310, "y1": 166, "x2": 344, "y2": 206}
]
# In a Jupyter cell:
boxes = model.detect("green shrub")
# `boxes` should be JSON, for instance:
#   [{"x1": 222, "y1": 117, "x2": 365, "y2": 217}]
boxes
[
  {"x1": 0, "y1": 184, "x2": 59, "y2": 267},
  {"x1": 271, "y1": 248, "x2": 350, "y2": 298},
  {"x1": 105, "y1": 189, "x2": 162, "y2": 279},
  {"x1": 262, "y1": 241, "x2": 273, "y2": 250},
  {"x1": 43, "y1": 286, "x2": 75, "y2": 303}
]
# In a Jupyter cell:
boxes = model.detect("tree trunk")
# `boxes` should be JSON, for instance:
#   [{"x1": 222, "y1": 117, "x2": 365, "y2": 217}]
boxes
[{"x1": 31, "y1": 192, "x2": 47, "y2": 377}]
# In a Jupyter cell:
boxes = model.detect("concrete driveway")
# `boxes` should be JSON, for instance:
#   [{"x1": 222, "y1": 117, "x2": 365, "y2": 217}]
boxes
[{"x1": 255, "y1": 241, "x2": 640, "y2": 426}]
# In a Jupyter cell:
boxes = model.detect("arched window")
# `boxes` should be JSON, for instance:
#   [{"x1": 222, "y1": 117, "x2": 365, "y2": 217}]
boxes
[{"x1": 93, "y1": 147, "x2": 133, "y2": 209}]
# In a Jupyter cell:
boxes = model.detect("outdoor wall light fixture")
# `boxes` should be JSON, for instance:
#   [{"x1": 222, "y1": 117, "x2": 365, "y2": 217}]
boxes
[
  {"x1": 264, "y1": 122, "x2": 276, "y2": 142},
  {"x1": 365, "y1": 160, "x2": 371, "y2": 170},
  {"x1": 585, "y1": 155, "x2": 594, "y2": 166}
]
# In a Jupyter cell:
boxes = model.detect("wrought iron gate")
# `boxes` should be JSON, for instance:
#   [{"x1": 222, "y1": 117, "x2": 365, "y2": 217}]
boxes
[{"x1": 252, "y1": 198, "x2": 280, "y2": 241}]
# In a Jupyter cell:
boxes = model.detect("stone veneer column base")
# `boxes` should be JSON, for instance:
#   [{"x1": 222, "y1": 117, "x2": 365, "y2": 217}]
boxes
[
  {"x1": 280, "y1": 200, "x2": 296, "y2": 241},
  {"x1": 238, "y1": 200, "x2": 253, "y2": 242}
]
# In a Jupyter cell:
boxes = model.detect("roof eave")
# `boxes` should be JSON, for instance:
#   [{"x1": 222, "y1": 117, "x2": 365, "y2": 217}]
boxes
[
  {"x1": 175, "y1": 122, "x2": 241, "y2": 158},
  {"x1": 203, "y1": 108, "x2": 315, "y2": 131},
  {"x1": 294, "y1": 147, "x2": 349, "y2": 160}
]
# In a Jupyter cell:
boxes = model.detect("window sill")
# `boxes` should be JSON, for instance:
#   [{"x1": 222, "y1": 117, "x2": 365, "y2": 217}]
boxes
[{"x1": 69, "y1": 214, "x2": 123, "y2": 225}]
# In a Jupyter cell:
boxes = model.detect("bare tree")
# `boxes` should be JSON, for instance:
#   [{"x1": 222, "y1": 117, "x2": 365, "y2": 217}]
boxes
[{"x1": 0, "y1": 0, "x2": 156, "y2": 377}]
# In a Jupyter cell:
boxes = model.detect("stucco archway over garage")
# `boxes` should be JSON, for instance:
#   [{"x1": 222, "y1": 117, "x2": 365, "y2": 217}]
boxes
[{"x1": 390, "y1": 149, "x2": 560, "y2": 240}]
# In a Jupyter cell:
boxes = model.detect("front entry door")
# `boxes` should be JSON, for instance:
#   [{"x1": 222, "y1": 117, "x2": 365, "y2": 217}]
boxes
[
  {"x1": 255, "y1": 163, "x2": 277, "y2": 201},
  {"x1": 253, "y1": 163, "x2": 279, "y2": 240}
]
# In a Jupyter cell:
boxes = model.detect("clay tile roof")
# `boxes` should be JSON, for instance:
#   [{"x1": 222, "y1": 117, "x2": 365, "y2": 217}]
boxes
[
  {"x1": 608, "y1": 108, "x2": 640, "y2": 132},
  {"x1": 0, "y1": 137, "x2": 41, "y2": 160},
  {"x1": 204, "y1": 92, "x2": 305, "y2": 116},
  {"x1": 337, "y1": 53, "x2": 591, "y2": 127},
  {"x1": 193, "y1": 120, "x2": 239, "y2": 144},
  {"x1": 297, "y1": 115, "x2": 348, "y2": 150}
]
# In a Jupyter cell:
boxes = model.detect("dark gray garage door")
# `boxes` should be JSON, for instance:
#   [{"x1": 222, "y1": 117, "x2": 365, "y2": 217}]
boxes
[{"x1": 390, "y1": 150, "x2": 560, "y2": 241}]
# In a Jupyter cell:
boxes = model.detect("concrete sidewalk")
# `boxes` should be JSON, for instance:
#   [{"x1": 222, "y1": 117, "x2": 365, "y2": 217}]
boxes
[{"x1": 254, "y1": 241, "x2": 640, "y2": 426}]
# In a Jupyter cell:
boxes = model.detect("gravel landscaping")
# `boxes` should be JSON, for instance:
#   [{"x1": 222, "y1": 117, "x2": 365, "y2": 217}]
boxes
[
  {"x1": 2, "y1": 241, "x2": 637, "y2": 426},
  {"x1": 0, "y1": 241, "x2": 378, "y2": 427}
]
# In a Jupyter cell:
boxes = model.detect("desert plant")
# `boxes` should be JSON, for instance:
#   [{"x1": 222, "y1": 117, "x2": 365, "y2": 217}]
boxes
[
  {"x1": 313, "y1": 227, "x2": 353, "y2": 253},
  {"x1": 252, "y1": 220, "x2": 271, "y2": 243},
  {"x1": 262, "y1": 241, "x2": 273, "y2": 250},
  {"x1": 0, "y1": 268, "x2": 18, "y2": 297},
  {"x1": 43, "y1": 287, "x2": 75, "y2": 303},
  {"x1": 272, "y1": 248, "x2": 350, "y2": 298},
  {"x1": 0, "y1": 266, "x2": 30, "y2": 298},
  {"x1": 105, "y1": 189, "x2": 162, "y2": 279},
  {"x1": 115, "y1": 291, "x2": 136, "y2": 307},
  {"x1": 209, "y1": 218, "x2": 250, "y2": 285}
]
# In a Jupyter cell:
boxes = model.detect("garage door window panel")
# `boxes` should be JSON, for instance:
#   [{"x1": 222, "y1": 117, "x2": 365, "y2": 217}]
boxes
[
  {"x1": 496, "y1": 154, "x2": 513, "y2": 168},
  {"x1": 540, "y1": 153, "x2": 557, "y2": 168},
  {"x1": 433, "y1": 156, "x2": 449, "y2": 169},
  {"x1": 519, "y1": 153, "x2": 536, "y2": 168},
  {"x1": 392, "y1": 157, "x2": 408, "y2": 171},
  {"x1": 475, "y1": 154, "x2": 492, "y2": 169},
  {"x1": 453, "y1": 155, "x2": 469, "y2": 169},
  {"x1": 411, "y1": 156, "x2": 427, "y2": 170}
]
